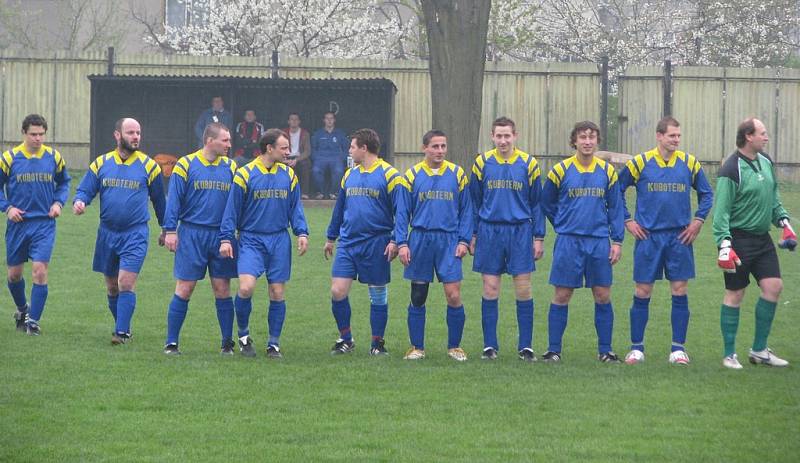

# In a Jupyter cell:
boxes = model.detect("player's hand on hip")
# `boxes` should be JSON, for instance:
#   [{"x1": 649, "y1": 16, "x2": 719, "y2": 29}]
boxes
[
  {"x1": 469, "y1": 235, "x2": 477, "y2": 256},
  {"x1": 778, "y1": 220, "x2": 797, "y2": 251},
  {"x1": 323, "y1": 240, "x2": 335, "y2": 260},
  {"x1": 72, "y1": 201, "x2": 85, "y2": 215},
  {"x1": 398, "y1": 245, "x2": 411, "y2": 266},
  {"x1": 625, "y1": 220, "x2": 648, "y2": 240},
  {"x1": 219, "y1": 241, "x2": 234, "y2": 259},
  {"x1": 297, "y1": 236, "x2": 308, "y2": 256},
  {"x1": 455, "y1": 242, "x2": 469, "y2": 259},
  {"x1": 164, "y1": 233, "x2": 178, "y2": 252},
  {"x1": 717, "y1": 239, "x2": 741, "y2": 273},
  {"x1": 609, "y1": 243, "x2": 622, "y2": 265},
  {"x1": 6, "y1": 206, "x2": 25, "y2": 222},
  {"x1": 48, "y1": 203, "x2": 62, "y2": 218},
  {"x1": 678, "y1": 219, "x2": 703, "y2": 245},
  {"x1": 533, "y1": 239, "x2": 544, "y2": 261},
  {"x1": 385, "y1": 241, "x2": 398, "y2": 262}
]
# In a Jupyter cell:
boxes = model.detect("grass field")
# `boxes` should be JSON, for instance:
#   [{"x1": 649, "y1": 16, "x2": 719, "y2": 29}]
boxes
[{"x1": 1, "y1": 177, "x2": 799, "y2": 462}]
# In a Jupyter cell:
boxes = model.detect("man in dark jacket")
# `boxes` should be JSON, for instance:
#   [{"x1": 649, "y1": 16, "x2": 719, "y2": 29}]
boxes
[
  {"x1": 311, "y1": 112, "x2": 349, "y2": 199},
  {"x1": 194, "y1": 96, "x2": 233, "y2": 148}
]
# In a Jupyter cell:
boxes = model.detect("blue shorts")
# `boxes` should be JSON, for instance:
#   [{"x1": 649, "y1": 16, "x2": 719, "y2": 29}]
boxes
[
  {"x1": 237, "y1": 230, "x2": 291, "y2": 283},
  {"x1": 633, "y1": 228, "x2": 695, "y2": 283},
  {"x1": 404, "y1": 230, "x2": 463, "y2": 283},
  {"x1": 5, "y1": 218, "x2": 56, "y2": 266},
  {"x1": 174, "y1": 223, "x2": 238, "y2": 281},
  {"x1": 332, "y1": 234, "x2": 391, "y2": 285},
  {"x1": 549, "y1": 234, "x2": 612, "y2": 288},
  {"x1": 472, "y1": 221, "x2": 534, "y2": 276},
  {"x1": 93, "y1": 223, "x2": 149, "y2": 276}
]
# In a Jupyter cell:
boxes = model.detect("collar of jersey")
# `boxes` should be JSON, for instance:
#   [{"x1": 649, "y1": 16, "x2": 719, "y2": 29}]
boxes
[
  {"x1": 357, "y1": 158, "x2": 383, "y2": 174},
  {"x1": 192, "y1": 150, "x2": 222, "y2": 166},
  {"x1": 113, "y1": 150, "x2": 140, "y2": 165},
  {"x1": 647, "y1": 148, "x2": 680, "y2": 168},
  {"x1": 252, "y1": 156, "x2": 280, "y2": 174},
  {"x1": 490, "y1": 149, "x2": 520, "y2": 165},
  {"x1": 419, "y1": 160, "x2": 451, "y2": 176},
  {"x1": 15, "y1": 143, "x2": 46, "y2": 159},
  {"x1": 567, "y1": 154, "x2": 599, "y2": 173}
]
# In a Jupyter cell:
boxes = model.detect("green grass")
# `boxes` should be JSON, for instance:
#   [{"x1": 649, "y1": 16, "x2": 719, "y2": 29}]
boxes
[{"x1": 1, "y1": 179, "x2": 799, "y2": 462}]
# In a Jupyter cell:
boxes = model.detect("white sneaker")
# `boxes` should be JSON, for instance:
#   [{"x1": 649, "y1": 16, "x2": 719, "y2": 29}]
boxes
[
  {"x1": 748, "y1": 348, "x2": 789, "y2": 367},
  {"x1": 625, "y1": 349, "x2": 645, "y2": 365},
  {"x1": 723, "y1": 354, "x2": 743, "y2": 369},
  {"x1": 403, "y1": 347, "x2": 425, "y2": 360},
  {"x1": 668, "y1": 350, "x2": 690, "y2": 365},
  {"x1": 447, "y1": 347, "x2": 468, "y2": 362}
]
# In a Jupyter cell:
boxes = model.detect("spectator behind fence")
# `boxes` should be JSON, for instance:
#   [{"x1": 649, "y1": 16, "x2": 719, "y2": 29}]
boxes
[
  {"x1": 283, "y1": 112, "x2": 311, "y2": 199},
  {"x1": 311, "y1": 111, "x2": 349, "y2": 199},
  {"x1": 194, "y1": 96, "x2": 233, "y2": 148},
  {"x1": 234, "y1": 109, "x2": 265, "y2": 164}
]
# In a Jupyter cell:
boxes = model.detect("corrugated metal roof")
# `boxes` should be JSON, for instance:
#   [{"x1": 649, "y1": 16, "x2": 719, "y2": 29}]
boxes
[{"x1": 87, "y1": 74, "x2": 397, "y2": 90}]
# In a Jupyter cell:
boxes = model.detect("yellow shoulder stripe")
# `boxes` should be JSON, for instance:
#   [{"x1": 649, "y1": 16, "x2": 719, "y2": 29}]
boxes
[
  {"x1": 0, "y1": 151, "x2": 13, "y2": 175},
  {"x1": 387, "y1": 176, "x2": 408, "y2": 193}
]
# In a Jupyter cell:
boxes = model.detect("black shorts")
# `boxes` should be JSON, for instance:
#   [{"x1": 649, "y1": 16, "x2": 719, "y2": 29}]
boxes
[{"x1": 724, "y1": 229, "x2": 781, "y2": 290}]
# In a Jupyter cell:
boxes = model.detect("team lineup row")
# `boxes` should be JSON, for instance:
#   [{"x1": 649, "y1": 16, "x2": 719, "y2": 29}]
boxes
[{"x1": 1, "y1": 114, "x2": 795, "y2": 369}]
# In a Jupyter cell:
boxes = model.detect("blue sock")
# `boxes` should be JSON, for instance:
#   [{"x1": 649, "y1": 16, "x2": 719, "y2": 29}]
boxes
[
  {"x1": 165, "y1": 294, "x2": 189, "y2": 345},
  {"x1": 8, "y1": 278, "x2": 26, "y2": 309},
  {"x1": 28, "y1": 283, "x2": 48, "y2": 323},
  {"x1": 446, "y1": 305, "x2": 465, "y2": 349},
  {"x1": 407, "y1": 304, "x2": 426, "y2": 349},
  {"x1": 547, "y1": 303, "x2": 568, "y2": 353},
  {"x1": 107, "y1": 294, "x2": 118, "y2": 321},
  {"x1": 268, "y1": 300, "x2": 286, "y2": 346},
  {"x1": 370, "y1": 303, "x2": 388, "y2": 347},
  {"x1": 235, "y1": 295, "x2": 252, "y2": 338},
  {"x1": 595, "y1": 302, "x2": 614, "y2": 354},
  {"x1": 331, "y1": 298, "x2": 352, "y2": 341},
  {"x1": 115, "y1": 291, "x2": 136, "y2": 334},
  {"x1": 630, "y1": 296, "x2": 650, "y2": 352},
  {"x1": 215, "y1": 297, "x2": 235, "y2": 344},
  {"x1": 671, "y1": 294, "x2": 690, "y2": 352},
  {"x1": 481, "y1": 298, "x2": 499, "y2": 350},
  {"x1": 516, "y1": 299, "x2": 534, "y2": 351}
]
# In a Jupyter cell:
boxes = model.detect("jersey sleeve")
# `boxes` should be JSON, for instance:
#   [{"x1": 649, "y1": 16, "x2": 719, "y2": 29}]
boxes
[
  {"x1": 0, "y1": 151, "x2": 12, "y2": 212},
  {"x1": 692, "y1": 163, "x2": 713, "y2": 222},
  {"x1": 163, "y1": 171, "x2": 187, "y2": 232},
  {"x1": 606, "y1": 168, "x2": 624, "y2": 243},
  {"x1": 386, "y1": 166, "x2": 408, "y2": 243},
  {"x1": 529, "y1": 165, "x2": 545, "y2": 239},
  {"x1": 469, "y1": 155, "x2": 484, "y2": 236},
  {"x1": 326, "y1": 168, "x2": 349, "y2": 241},
  {"x1": 74, "y1": 157, "x2": 104, "y2": 206},
  {"x1": 541, "y1": 166, "x2": 561, "y2": 226},
  {"x1": 288, "y1": 168, "x2": 309, "y2": 236},
  {"x1": 394, "y1": 168, "x2": 415, "y2": 247},
  {"x1": 52, "y1": 150, "x2": 71, "y2": 206},
  {"x1": 219, "y1": 170, "x2": 246, "y2": 242},
  {"x1": 146, "y1": 161, "x2": 166, "y2": 227},
  {"x1": 617, "y1": 159, "x2": 639, "y2": 222}
]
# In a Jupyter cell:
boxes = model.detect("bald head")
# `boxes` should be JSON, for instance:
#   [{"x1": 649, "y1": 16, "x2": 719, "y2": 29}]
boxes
[{"x1": 114, "y1": 117, "x2": 141, "y2": 155}]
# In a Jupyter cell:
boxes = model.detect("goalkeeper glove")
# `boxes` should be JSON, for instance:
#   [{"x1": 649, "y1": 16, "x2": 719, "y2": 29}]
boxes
[
  {"x1": 778, "y1": 219, "x2": 797, "y2": 251},
  {"x1": 718, "y1": 239, "x2": 741, "y2": 273}
]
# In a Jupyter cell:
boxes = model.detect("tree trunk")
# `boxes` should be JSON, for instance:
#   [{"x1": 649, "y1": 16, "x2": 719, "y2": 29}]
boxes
[{"x1": 421, "y1": 0, "x2": 491, "y2": 168}]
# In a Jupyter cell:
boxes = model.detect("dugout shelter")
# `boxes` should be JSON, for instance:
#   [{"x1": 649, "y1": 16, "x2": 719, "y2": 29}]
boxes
[{"x1": 88, "y1": 75, "x2": 397, "y2": 165}]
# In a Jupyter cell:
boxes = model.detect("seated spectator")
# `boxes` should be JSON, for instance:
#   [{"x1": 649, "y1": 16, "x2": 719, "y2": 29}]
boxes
[
  {"x1": 233, "y1": 109, "x2": 265, "y2": 163},
  {"x1": 311, "y1": 111, "x2": 349, "y2": 199},
  {"x1": 194, "y1": 96, "x2": 233, "y2": 148},
  {"x1": 283, "y1": 112, "x2": 312, "y2": 199}
]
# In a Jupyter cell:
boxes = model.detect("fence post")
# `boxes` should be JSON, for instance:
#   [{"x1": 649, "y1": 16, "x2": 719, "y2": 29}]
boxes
[
  {"x1": 600, "y1": 56, "x2": 609, "y2": 150},
  {"x1": 271, "y1": 50, "x2": 279, "y2": 78},
  {"x1": 107, "y1": 47, "x2": 115, "y2": 76},
  {"x1": 663, "y1": 59, "x2": 672, "y2": 116}
]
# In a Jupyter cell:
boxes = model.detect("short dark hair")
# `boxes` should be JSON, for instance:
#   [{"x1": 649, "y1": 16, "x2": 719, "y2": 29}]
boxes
[
  {"x1": 492, "y1": 116, "x2": 516, "y2": 134},
  {"x1": 114, "y1": 118, "x2": 127, "y2": 132},
  {"x1": 422, "y1": 130, "x2": 446, "y2": 147},
  {"x1": 244, "y1": 109, "x2": 255, "y2": 115},
  {"x1": 569, "y1": 120, "x2": 602, "y2": 149},
  {"x1": 656, "y1": 116, "x2": 680, "y2": 134},
  {"x1": 259, "y1": 128, "x2": 288, "y2": 154},
  {"x1": 736, "y1": 118, "x2": 758, "y2": 148},
  {"x1": 203, "y1": 122, "x2": 229, "y2": 144},
  {"x1": 288, "y1": 112, "x2": 300, "y2": 119},
  {"x1": 22, "y1": 114, "x2": 47, "y2": 133},
  {"x1": 351, "y1": 128, "x2": 380, "y2": 154},
  {"x1": 324, "y1": 111, "x2": 336, "y2": 118}
]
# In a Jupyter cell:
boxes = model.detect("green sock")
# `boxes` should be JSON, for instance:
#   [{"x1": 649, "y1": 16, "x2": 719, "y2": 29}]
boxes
[
  {"x1": 720, "y1": 304, "x2": 740, "y2": 357},
  {"x1": 752, "y1": 297, "x2": 777, "y2": 352}
]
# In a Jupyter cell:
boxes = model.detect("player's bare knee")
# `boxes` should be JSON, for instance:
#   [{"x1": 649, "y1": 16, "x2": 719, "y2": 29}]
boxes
[
  {"x1": 552, "y1": 287, "x2": 573, "y2": 305},
  {"x1": 211, "y1": 279, "x2": 231, "y2": 299},
  {"x1": 443, "y1": 283, "x2": 462, "y2": 307},
  {"x1": 268, "y1": 284, "x2": 285, "y2": 301},
  {"x1": 31, "y1": 263, "x2": 48, "y2": 284},
  {"x1": 513, "y1": 276, "x2": 532, "y2": 301},
  {"x1": 7, "y1": 265, "x2": 24, "y2": 282},
  {"x1": 174, "y1": 280, "x2": 196, "y2": 299},
  {"x1": 482, "y1": 277, "x2": 500, "y2": 299},
  {"x1": 330, "y1": 284, "x2": 347, "y2": 301},
  {"x1": 670, "y1": 281, "x2": 688, "y2": 297},
  {"x1": 759, "y1": 278, "x2": 782, "y2": 302},
  {"x1": 635, "y1": 283, "x2": 653, "y2": 298},
  {"x1": 592, "y1": 286, "x2": 611, "y2": 304},
  {"x1": 723, "y1": 289, "x2": 745, "y2": 307}
]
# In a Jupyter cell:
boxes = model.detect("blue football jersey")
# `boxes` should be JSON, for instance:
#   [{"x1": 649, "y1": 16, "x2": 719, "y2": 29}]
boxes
[
  {"x1": 0, "y1": 143, "x2": 70, "y2": 219},
  {"x1": 164, "y1": 151, "x2": 237, "y2": 231}
]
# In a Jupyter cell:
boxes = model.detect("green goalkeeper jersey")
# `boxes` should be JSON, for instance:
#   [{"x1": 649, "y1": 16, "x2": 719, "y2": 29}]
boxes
[{"x1": 712, "y1": 151, "x2": 789, "y2": 246}]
